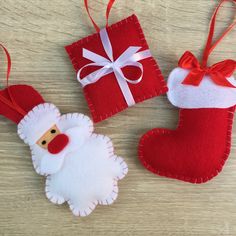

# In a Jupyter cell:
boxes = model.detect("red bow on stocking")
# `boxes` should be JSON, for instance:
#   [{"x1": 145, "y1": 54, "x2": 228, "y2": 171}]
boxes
[{"x1": 178, "y1": 51, "x2": 236, "y2": 87}]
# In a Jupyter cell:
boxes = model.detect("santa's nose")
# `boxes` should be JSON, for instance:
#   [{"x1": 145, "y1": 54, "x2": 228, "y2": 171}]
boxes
[{"x1": 48, "y1": 134, "x2": 69, "y2": 154}]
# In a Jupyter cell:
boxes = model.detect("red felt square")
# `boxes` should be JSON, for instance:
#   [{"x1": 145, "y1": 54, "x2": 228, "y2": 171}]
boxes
[{"x1": 65, "y1": 14, "x2": 167, "y2": 123}]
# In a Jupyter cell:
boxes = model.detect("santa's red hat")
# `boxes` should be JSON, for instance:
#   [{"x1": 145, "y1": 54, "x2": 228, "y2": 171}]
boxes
[{"x1": 0, "y1": 85, "x2": 60, "y2": 145}]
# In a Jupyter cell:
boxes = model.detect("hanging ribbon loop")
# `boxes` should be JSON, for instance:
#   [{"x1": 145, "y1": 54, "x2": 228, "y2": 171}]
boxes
[
  {"x1": 179, "y1": 0, "x2": 236, "y2": 87},
  {"x1": 202, "y1": 0, "x2": 236, "y2": 67},
  {"x1": 77, "y1": 28, "x2": 152, "y2": 106},
  {"x1": 0, "y1": 44, "x2": 11, "y2": 87},
  {"x1": 84, "y1": 0, "x2": 116, "y2": 32},
  {"x1": 0, "y1": 44, "x2": 26, "y2": 116}
]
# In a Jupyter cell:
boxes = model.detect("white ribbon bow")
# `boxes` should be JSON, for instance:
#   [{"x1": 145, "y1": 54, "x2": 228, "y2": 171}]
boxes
[{"x1": 77, "y1": 28, "x2": 152, "y2": 106}]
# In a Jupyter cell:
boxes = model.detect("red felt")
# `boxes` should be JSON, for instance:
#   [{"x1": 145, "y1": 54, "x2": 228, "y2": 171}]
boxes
[
  {"x1": 48, "y1": 134, "x2": 69, "y2": 155},
  {"x1": 65, "y1": 14, "x2": 167, "y2": 123},
  {"x1": 139, "y1": 107, "x2": 235, "y2": 184},
  {"x1": 0, "y1": 85, "x2": 45, "y2": 124}
]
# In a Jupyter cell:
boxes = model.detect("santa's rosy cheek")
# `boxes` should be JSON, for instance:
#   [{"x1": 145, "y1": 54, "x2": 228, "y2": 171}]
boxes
[{"x1": 48, "y1": 134, "x2": 69, "y2": 154}]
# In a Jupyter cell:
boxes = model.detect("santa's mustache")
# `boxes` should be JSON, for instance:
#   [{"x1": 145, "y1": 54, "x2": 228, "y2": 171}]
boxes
[{"x1": 30, "y1": 126, "x2": 87, "y2": 175}]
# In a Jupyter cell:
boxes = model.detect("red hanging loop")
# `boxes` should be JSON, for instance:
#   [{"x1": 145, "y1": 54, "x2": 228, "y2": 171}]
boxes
[
  {"x1": 202, "y1": 0, "x2": 236, "y2": 67},
  {"x1": 0, "y1": 44, "x2": 26, "y2": 116},
  {"x1": 0, "y1": 44, "x2": 11, "y2": 87},
  {"x1": 105, "y1": 0, "x2": 116, "y2": 28},
  {"x1": 84, "y1": 0, "x2": 116, "y2": 32}
]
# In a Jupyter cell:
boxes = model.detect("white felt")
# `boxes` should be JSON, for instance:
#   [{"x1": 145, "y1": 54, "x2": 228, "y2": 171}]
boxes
[
  {"x1": 167, "y1": 67, "x2": 236, "y2": 109},
  {"x1": 19, "y1": 111, "x2": 128, "y2": 217},
  {"x1": 18, "y1": 103, "x2": 60, "y2": 145},
  {"x1": 31, "y1": 122, "x2": 93, "y2": 176},
  {"x1": 40, "y1": 152, "x2": 65, "y2": 175}
]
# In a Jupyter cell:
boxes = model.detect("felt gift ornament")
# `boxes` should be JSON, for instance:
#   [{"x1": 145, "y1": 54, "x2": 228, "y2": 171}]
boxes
[
  {"x1": 65, "y1": 0, "x2": 167, "y2": 123},
  {"x1": 139, "y1": 0, "x2": 236, "y2": 184},
  {"x1": 0, "y1": 45, "x2": 128, "y2": 216}
]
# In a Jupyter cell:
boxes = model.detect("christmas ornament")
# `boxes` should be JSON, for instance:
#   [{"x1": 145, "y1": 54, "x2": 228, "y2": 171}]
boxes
[
  {"x1": 139, "y1": 0, "x2": 236, "y2": 184},
  {"x1": 65, "y1": 0, "x2": 167, "y2": 123},
  {"x1": 0, "y1": 44, "x2": 128, "y2": 216}
]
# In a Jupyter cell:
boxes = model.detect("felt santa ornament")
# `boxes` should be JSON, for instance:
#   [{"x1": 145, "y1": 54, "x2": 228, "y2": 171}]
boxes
[
  {"x1": 139, "y1": 0, "x2": 236, "y2": 184},
  {"x1": 0, "y1": 44, "x2": 128, "y2": 216},
  {"x1": 65, "y1": 0, "x2": 167, "y2": 123}
]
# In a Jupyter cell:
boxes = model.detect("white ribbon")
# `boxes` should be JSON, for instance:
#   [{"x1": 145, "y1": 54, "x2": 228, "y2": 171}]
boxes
[{"x1": 77, "y1": 28, "x2": 152, "y2": 106}]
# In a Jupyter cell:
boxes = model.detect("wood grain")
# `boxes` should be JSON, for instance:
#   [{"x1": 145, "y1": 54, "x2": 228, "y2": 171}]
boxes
[{"x1": 0, "y1": 0, "x2": 236, "y2": 235}]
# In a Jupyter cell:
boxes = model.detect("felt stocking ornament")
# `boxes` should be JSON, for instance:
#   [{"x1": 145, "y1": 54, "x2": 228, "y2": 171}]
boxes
[
  {"x1": 139, "y1": 0, "x2": 236, "y2": 184},
  {"x1": 0, "y1": 45, "x2": 128, "y2": 216},
  {"x1": 65, "y1": 0, "x2": 167, "y2": 123}
]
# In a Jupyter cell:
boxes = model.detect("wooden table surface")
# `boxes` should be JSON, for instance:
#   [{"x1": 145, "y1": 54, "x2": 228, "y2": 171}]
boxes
[{"x1": 0, "y1": 0, "x2": 236, "y2": 235}]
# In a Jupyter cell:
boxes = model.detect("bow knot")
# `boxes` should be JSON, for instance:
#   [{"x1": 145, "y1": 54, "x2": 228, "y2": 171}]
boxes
[
  {"x1": 178, "y1": 51, "x2": 236, "y2": 87},
  {"x1": 203, "y1": 67, "x2": 210, "y2": 74},
  {"x1": 105, "y1": 62, "x2": 115, "y2": 69}
]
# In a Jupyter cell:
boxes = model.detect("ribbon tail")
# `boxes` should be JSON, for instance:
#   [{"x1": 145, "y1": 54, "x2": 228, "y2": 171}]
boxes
[
  {"x1": 113, "y1": 69, "x2": 136, "y2": 107},
  {"x1": 182, "y1": 70, "x2": 205, "y2": 86},
  {"x1": 83, "y1": 48, "x2": 110, "y2": 63}
]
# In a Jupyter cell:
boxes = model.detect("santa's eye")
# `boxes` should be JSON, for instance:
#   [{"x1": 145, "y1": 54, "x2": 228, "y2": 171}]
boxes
[
  {"x1": 51, "y1": 129, "x2": 56, "y2": 134},
  {"x1": 41, "y1": 140, "x2": 47, "y2": 145}
]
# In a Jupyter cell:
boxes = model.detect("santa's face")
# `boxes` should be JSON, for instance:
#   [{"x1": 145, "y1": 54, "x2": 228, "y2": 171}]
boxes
[
  {"x1": 30, "y1": 119, "x2": 92, "y2": 176},
  {"x1": 36, "y1": 125, "x2": 69, "y2": 154},
  {"x1": 17, "y1": 104, "x2": 94, "y2": 176}
]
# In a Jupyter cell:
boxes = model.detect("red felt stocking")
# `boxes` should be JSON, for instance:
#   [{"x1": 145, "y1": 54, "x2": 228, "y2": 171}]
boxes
[{"x1": 139, "y1": 0, "x2": 236, "y2": 184}]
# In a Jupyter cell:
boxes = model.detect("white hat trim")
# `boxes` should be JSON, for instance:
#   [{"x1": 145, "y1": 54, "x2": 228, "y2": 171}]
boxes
[
  {"x1": 17, "y1": 103, "x2": 61, "y2": 145},
  {"x1": 167, "y1": 67, "x2": 236, "y2": 109}
]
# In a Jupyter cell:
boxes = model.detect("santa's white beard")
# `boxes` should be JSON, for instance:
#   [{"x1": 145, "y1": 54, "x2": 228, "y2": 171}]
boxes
[{"x1": 30, "y1": 127, "x2": 128, "y2": 217}]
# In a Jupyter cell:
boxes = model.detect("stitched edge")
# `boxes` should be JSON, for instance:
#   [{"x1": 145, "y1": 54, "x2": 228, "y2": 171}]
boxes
[
  {"x1": 138, "y1": 106, "x2": 235, "y2": 184},
  {"x1": 98, "y1": 180, "x2": 119, "y2": 205},
  {"x1": 65, "y1": 14, "x2": 168, "y2": 123},
  {"x1": 44, "y1": 132, "x2": 126, "y2": 216},
  {"x1": 17, "y1": 103, "x2": 61, "y2": 145},
  {"x1": 59, "y1": 112, "x2": 94, "y2": 134},
  {"x1": 31, "y1": 112, "x2": 94, "y2": 176}
]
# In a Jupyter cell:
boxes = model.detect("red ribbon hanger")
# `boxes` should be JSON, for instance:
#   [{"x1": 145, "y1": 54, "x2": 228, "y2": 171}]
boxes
[
  {"x1": 179, "y1": 0, "x2": 236, "y2": 87},
  {"x1": 0, "y1": 44, "x2": 26, "y2": 116},
  {"x1": 84, "y1": 0, "x2": 116, "y2": 32}
]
